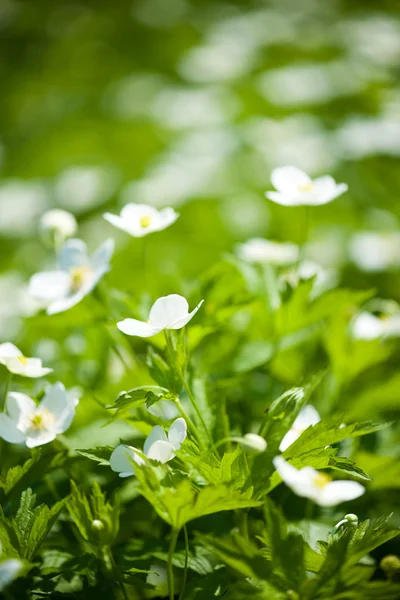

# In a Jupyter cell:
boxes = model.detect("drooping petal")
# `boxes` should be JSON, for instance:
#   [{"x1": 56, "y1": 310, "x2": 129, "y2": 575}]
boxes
[
  {"x1": 167, "y1": 418, "x2": 187, "y2": 450},
  {"x1": 149, "y1": 294, "x2": 190, "y2": 329},
  {"x1": 168, "y1": 299, "x2": 204, "y2": 330},
  {"x1": 312, "y1": 177, "x2": 348, "y2": 205},
  {"x1": 28, "y1": 271, "x2": 71, "y2": 302},
  {"x1": 4, "y1": 357, "x2": 52, "y2": 378},
  {"x1": 47, "y1": 289, "x2": 86, "y2": 315},
  {"x1": 293, "y1": 405, "x2": 320, "y2": 431},
  {"x1": 39, "y1": 382, "x2": 78, "y2": 433},
  {"x1": 0, "y1": 342, "x2": 21, "y2": 360},
  {"x1": 273, "y1": 457, "x2": 316, "y2": 498},
  {"x1": 145, "y1": 440, "x2": 175, "y2": 463},
  {"x1": 110, "y1": 444, "x2": 144, "y2": 477},
  {"x1": 103, "y1": 212, "x2": 128, "y2": 232},
  {"x1": 143, "y1": 425, "x2": 168, "y2": 456},
  {"x1": 279, "y1": 428, "x2": 302, "y2": 452},
  {"x1": 319, "y1": 480, "x2": 365, "y2": 507},
  {"x1": 0, "y1": 413, "x2": 26, "y2": 444},
  {"x1": 271, "y1": 166, "x2": 311, "y2": 193},
  {"x1": 117, "y1": 318, "x2": 160, "y2": 338},
  {"x1": 58, "y1": 239, "x2": 89, "y2": 271},
  {"x1": 6, "y1": 392, "x2": 36, "y2": 422},
  {"x1": 91, "y1": 238, "x2": 115, "y2": 271}
]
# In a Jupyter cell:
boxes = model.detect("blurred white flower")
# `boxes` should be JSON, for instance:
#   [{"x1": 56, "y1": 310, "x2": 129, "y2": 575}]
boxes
[
  {"x1": 0, "y1": 342, "x2": 52, "y2": 378},
  {"x1": 351, "y1": 312, "x2": 400, "y2": 340},
  {"x1": 279, "y1": 405, "x2": 320, "y2": 452},
  {"x1": 29, "y1": 238, "x2": 114, "y2": 315},
  {"x1": 104, "y1": 203, "x2": 178, "y2": 237},
  {"x1": 146, "y1": 562, "x2": 168, "y2": 589},
  {"x1": 55, "y1": 166, "x2": 118, "y2": 213},
  {"x1": 236, "y1": 238, "x2": 299, "y2": 266},
  {"x1": 0, "y1": 558, "x2": 23, "y2": 592},
  {"x1": 147, "y1": 399, "x2": 179, "y2": 420},
  {"x1": 349, "y1": 231, "x2": 400, "y2": 272},
  {"x1": 239, "y1": 433, "x2": 267, "y2": 453},
  {"x1": 0, "y1": 382, "x2": 78, "y2": 448},
  {"x1": 273, "y1": 456, "x2": 365, "y2": 507},
  {"x1": 40, "y1": 209, "x2": 77, "y2": 243},
  {"x1": 0, "y1": 180, "x2": 48, "y2": 237},
  {"x1": 144, "y1": 418, "x2": 187, "y2": 463},
  {"x1": 110, "y1": 445, "x2": 145, "y2": 478},
  {"x1": 266, "y1": 166, "x2": 348, "y2": 206},
  {"x1": 118, "y1": 294, "x2": 203, "y2": 338}
]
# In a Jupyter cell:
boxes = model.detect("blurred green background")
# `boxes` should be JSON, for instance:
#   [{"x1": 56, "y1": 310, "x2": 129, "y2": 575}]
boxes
[{"x1": 1, "y1": 0, "x2": 400, "y2": 481}]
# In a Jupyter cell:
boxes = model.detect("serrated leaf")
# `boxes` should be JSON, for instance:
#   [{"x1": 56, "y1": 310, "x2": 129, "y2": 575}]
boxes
[{"x1": 76, "y1": 446, "x2": 114, "y2": 466}]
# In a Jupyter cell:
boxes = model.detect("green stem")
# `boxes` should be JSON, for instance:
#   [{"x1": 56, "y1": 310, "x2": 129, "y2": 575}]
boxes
[
  {"x1": 168, "y1": 528, "x2": 179, "y2": 600},
  {"x1": 107, "y1": 549, "x2": 129, "y2": 600},
  {"x1": 173, "y1": 397, "x2": 203, "y2": 448},
  {"x1": 179, "y1": 525, "x2": 189, "y2": 600},
  {"x1": 164, "y1": 332, "x2": 211, "y2": 448},
  {"x1": 1, "y1": 372, "x2": 12, "y2": 412}
]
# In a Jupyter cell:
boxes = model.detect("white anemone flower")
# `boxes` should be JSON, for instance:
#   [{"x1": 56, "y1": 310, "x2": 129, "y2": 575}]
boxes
[
  {"x1": 280, "y1": 405, "x2": 321, "y2": 452},
  {"x1": 28, "y1": 238, "x2": 114, "y2": 315},
  {"x1": 0, "y1": 382, "x2": 78, "y2": 448},
  {"x1": 104, "y1": 203, "x2": 179, "y2": 237},
  {"x1": 351, "y1": 312, "x2": 400, "y2": 340},
  {"x1": 40, "y1": 209, "x2": 77, "y2": 241},
  {"x1": 236, "y1": 238, "x2": 299, "y2": 266},
  {"x1": 144, "y1": 418, "x2": 187, "y2": 463},
  {"x1": 0, "y1": 558, "x2": 23, "y2": 592},
  {"x1": 266, "y1": 166, "x2": 348, "y2": 206},
  {"x1": 110, "y1": 445, "x2": 145, "y2": 478},
  {"x1": 273, "y1": 456, "x2": 365, "y2": 507},
  {"x1": 118, "y1": 294, "x2": 203, "y2": 338},
  {"x1": 0, "y1": 342, "x2": 52, "y2": 378}
]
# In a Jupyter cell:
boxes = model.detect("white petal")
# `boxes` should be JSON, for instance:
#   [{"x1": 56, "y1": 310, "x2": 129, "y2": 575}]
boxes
[
  {"x1": 294, "y1": 405, "x2": 321, "y2": 430},
  {"x1": 4, "y1": 357, "x2": 52, "y2": 378},
  {"x1": 273, "y1": 457, "x2": 319, "y2": 499},
  {"x1": 271, "y1": 166, "x2": 311, "y2": 193},
  {"x1": 47, "y1": 290, "x2": 86, "y2": 315},
  {"x1": 29, "y1": 271, "x2": 71, "y2": 302},
  {"x1": 143, "y1": 425, "x2": 168, "y2": 456},
  {"x1": 146, "y1": 440, "x2": 175, "y2": 463},
  {"x1": 91, "y1": 238, "x2": 114, "y2": 271},
  {"x1": 0, "y1": 559, "x2": 23, "y2": 591},
  {"x1": 312, "y1": 178, "x2": 348, "y2": 205},
  {"x1": 0, "y1": 343, "x2": 21, "y2": 359},
  {"x1": 318, "y1": 481, "x2": 365, "y2": 507},
  {"x1": 103, "y1": 212, "x2": 129, "y2": 233},
  {"x1": 168, "y1": 299, "x2": 204, "y2": 330},
  {"x1": 6, "y1": 392, "x2": 36, "y2": 421},
  {"x1": 25, "y1": 430, "x2": 56, "y2": 448},
  {"x1": 158, "y1": 207, "x2": 179, "y2": 229},
  {"x1": 39, "y1": 382, "x2": 78, "y2": 433},
  {"x1": 149, "y1": 294, "x2": 189, "y2": 329},
  {"x1": 352, "y1": 313, "x2": 383, "y2": 340},
  {"x1": 0, "y1": 413, "x2": 26, "y2": 444},
  {"x1": 58, "y1": 239, "x2": 88, "y2": 271},
  {"x1": 279, "y1": 428, "x2": 301, "y2": 452},
  {"x1": 110, "y1": 444, "x2": 144, "y2": 477},
  {"x1": 167, "y1": 418, "x2": 187, "y2": 450},
  {"x1": 265, "y1": 191, "x2": 301, "y2": 206},
  {"x1": 117, "y1": 318, "x2": 159, "y2": 338}
]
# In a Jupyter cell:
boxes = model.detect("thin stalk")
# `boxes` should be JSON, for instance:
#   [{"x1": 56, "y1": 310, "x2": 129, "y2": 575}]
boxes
[
  {"x1": 173, "y1": 397, "x2": 203, "y2": 448},
  {"x1": 1, "y1": 372, "x2": 12, "y2": 412},
  {"x1": 168, "y1": 528, "x2": 179, "y2": 600},
  {"x1": 179, "y1": 525, "x2": 189, "y2": 600},
  {"x1": 107, "y1": 549, "x2": 129, "y2": 600}
]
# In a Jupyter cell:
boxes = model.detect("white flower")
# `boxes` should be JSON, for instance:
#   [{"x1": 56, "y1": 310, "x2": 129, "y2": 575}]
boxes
[
  {"x1": 104, "y1": 203, "x2": 179, "y2": 237},
  {"x1": 0, "y1": 342, "x2": 52, "y2": 378},
  {"x1": 40, "y1": 209, "x2": 77, "y2": 241},
  {"x1": 280, "y1": 405, "x2": 321, "y2": 452},
  {"x1": 349, "y1": 231, "x2": 400, "y2": 272},
  {"x1": 144, "y1": 418, "x2": 187, "y2": 463},
  {"x1": 239, "y1": 433, "x2": 267, "y2": 453},
  {"x1": 266, "y1": 166, "x2": 348, "y2": 206},
  {"x1": 351, "y1": 312, "x2": 400, "y2": 340},
  {"x1": 118, "y1": 294, "x2": 203, "y2": 338},
  {"x1": 110, "y1": 445, "x2": 145, "y2": 478},
  {"x1": 28, "y1": 238, "x2": 114, "y2": 315},
  {"x1": 0, "y1": 382, "x2": 78, "y2": 448},
  {"x1": 273, "y1": 456, "x2": 365, "y2": 507},
  {"x1": 0, "y1": 558, "x2": 23, "y2": 592},
  {"x1": 236, "y1": 238, "x2": 299, "y2": 266}
]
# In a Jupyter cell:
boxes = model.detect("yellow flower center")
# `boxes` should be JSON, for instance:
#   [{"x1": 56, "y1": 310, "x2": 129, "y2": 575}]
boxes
[
  {"x1": 17, "y1": 355, "x2": 29, "y2": 365},
  {"x1": 313, "y1": 472, "x2": 331, "y2": 489},
  {"x1": 70, "y1": 266, "x2": 91, "y2": 292},
  {"x1": 29, "y1": 409, "x2": 54, "y2": 431},
  {"x1": 298, "y1": 183, "x2": 314, "y2": 192},
  {"x1": 139, "y1": 215, "x2": 152, "y2": 229}
]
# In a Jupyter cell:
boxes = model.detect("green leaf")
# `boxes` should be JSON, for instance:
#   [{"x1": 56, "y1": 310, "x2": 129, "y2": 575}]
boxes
[
  {"x1": 76, "y1": 446, "x2": 115, "y2": 466},
  {"x1": 147, "y1": 346, "x2": 181, "y2": 393},
  {"x1": 0, "y1": 449, "x2": 42, "y2": 495}
]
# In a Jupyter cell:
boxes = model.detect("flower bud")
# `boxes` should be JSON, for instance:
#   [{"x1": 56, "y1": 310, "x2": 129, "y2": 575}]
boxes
[
  {"x1": 380, "y1": 555, "x2": 400, "y2": 581},
  {"x1": 239, "y1": 433, "x2": 267, "y2": 453},
  {"x1": 40, "y1": 209, "x2": 77, "y2": 246},
  {"x1": 344, "y1": 513, "x2": 358, "y2": 525},
  {"x1": 91, "y1": 519, "x2": 105, "y2": 532}
]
